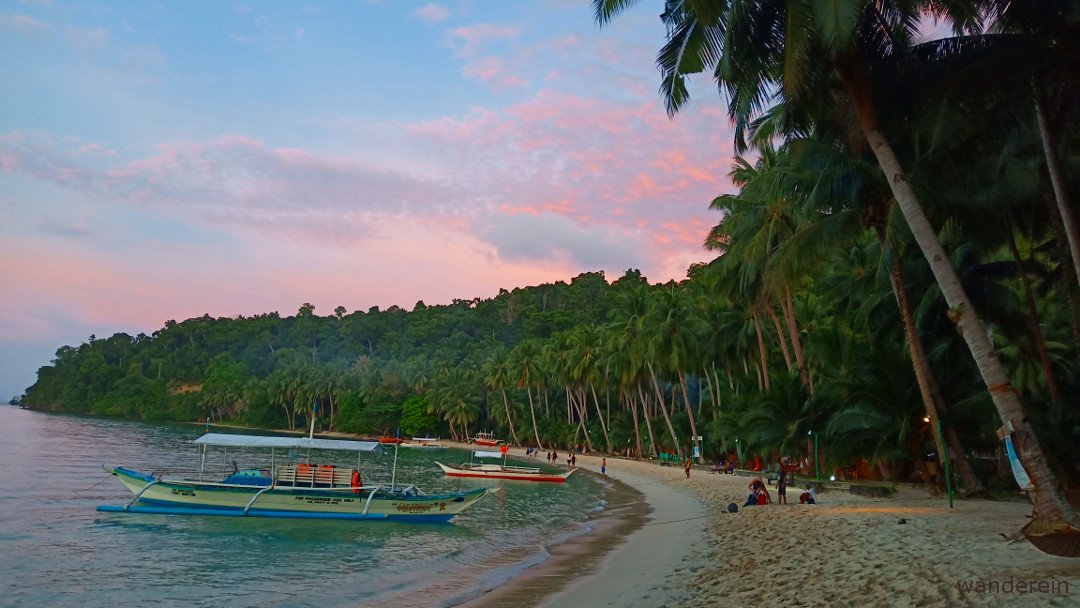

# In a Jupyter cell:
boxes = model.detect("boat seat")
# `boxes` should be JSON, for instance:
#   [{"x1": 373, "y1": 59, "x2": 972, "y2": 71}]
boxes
[{"x1": 274, "y1": 465, "x2": 358, "y2": 488}]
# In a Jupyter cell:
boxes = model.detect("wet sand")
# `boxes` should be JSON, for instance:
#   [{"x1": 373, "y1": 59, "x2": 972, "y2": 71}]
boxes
[{"x1": 446, "y1": 443, "x2": 708, "y2": 608}]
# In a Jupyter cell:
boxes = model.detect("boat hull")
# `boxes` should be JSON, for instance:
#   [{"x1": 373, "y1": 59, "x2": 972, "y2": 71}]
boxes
[
  {"x1": 435, "y1": 461, "x2": 575, "y2": 483},
  {"x1": 101, "y1": 466, "x2": 487, "y2": 522}
]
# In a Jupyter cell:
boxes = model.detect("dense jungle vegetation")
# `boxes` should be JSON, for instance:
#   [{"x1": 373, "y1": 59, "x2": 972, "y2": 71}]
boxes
[{"x1": 18, "y1": 1, "x2": 1080, "y2": 522}]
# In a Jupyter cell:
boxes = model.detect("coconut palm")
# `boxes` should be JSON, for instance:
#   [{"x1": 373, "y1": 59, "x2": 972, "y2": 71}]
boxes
[
  {"x1": 482, "y1": 345, "x2": 521, "y2": 445},
  {"x1": 509, "y1": 339, "x2": 545, "y2": 448},
  {"x1": 595, "y1": 0, "x2": 1075, "y2": 525}
]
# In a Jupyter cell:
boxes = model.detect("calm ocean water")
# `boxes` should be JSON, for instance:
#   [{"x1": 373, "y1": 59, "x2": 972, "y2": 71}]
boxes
[{"x1": 0, "y1": 407, "x2": 610, "y2": 608}]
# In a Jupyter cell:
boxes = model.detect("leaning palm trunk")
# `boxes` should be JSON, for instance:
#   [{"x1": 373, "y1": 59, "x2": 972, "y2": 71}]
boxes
[
  {"x1": 525, "y1": 385, "x2": 544, "y2": 449},
  {"x1": 637, "y1": 382, "x2": 659, "y2": 458},
  {"x1": 781, "y1": 288, "x2": 810, "y2": 391},
  {"x1": 858, "y1": 106, "x2": 1076, "y2": 525},
  {"x1": 751, "y1": 308, "x2": 771, "y2": 390},
  {"x1": 764, "y1": 305, "x2": 794, "y2": 370},
  {"x1": 626, "y1": 390, "x2": 644, "y2": 458},
  {"x1": 647, "y1": 361, "x2": 682, "y2": 457},
  {"x1": 677, "y1": 372, "x2": 700, "y2": 461},
  {"x1": 572, "y1": 391, "x2": 595, "y2": 452},
  {"x1": 887, "y1": 247, "x2": 984, "y2": 496},
  {"x1": 500, "y1": 389, "x2": 521, "y2": 446},
  {"x1": 590, "y1": 384, "x2": 614, "y2": 453},
  {"x1": 1035, "y1": 91, "x2": 1080, "y2": 291}
]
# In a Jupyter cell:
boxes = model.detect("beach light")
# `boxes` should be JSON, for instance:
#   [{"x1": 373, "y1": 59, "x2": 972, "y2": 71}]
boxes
[
  {"x1": 830, "y1": 475, "x2": 836, "y2": 482},
  {"x1": 923, "y1": 416, "x2": 930, "y2": 423}
]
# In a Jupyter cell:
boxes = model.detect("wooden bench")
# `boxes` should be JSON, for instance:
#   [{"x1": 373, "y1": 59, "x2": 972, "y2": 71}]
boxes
[{"x1": 274, "y1": 464, "x2": 358, "y2": 488}]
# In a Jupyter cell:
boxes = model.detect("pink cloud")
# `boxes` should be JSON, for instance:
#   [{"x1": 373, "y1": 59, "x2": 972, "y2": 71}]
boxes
[
  {"x1": 414, "y1": 3, "x2": 451, "y2": 23},
  {"x1": 462, "y1": 56, "x2": 528, "y2": 89}
]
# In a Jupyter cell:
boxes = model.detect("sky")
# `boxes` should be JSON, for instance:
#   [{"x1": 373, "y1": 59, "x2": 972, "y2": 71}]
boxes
[{"x1": 0, "y1": 0, "x2": 745, "y2": 401}]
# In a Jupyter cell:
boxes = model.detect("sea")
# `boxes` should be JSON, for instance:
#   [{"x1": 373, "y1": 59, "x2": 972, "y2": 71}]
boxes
[{"x1": 0, "y1": 407, "x2": 615, "y2": 608}]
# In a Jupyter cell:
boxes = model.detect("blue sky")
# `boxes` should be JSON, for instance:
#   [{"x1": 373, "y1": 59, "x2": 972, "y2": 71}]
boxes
[{"x1": 0, "y1": 0, "x2": 748, "y2": 401}]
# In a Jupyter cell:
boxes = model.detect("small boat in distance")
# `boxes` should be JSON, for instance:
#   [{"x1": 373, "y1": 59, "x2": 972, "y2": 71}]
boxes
[
  {"x1": 98, "y1": 433, "x2": 488, "y2": 523},
  {"x1": 400, "y1": 437, "x2": 443, "y2": 450},
  {"x1": 469, "y1": 431, "x2": 504, "y2": 447},
  {"x1": 436, "y1": 451, "x2": 576, "y2": 483}
]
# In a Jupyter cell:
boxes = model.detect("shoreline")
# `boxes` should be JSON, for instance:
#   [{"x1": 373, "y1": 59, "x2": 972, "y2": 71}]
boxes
[
  {"x1": 439, "y1": 443, "x2": 1079, "y2": 607},
  {"x1": 207, "y1": 425, "x2": 1079, "y2": 605},
  {"x1": 448, "y1": 444, "x2": 709, "y2": 608}
]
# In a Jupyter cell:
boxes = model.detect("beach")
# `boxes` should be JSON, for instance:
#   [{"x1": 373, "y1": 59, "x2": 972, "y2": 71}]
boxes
[{"x1": 460, "y1": 445, "x2": 1079, "y2": 607}]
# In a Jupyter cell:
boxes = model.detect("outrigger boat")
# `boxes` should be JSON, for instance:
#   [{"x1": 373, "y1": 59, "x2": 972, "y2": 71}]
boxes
[
  {"x1": 98, "y1": 433, "x2": 488, "y2": 523},
  {"x1": 436, "y1": 450, "x2": 576, "y2": 483},
  {"x1": 400, "y1": 436, "x2": 443, "y2": 450},
  {"x1": 469, "y1": 431, "x2": 504, "y2": 447}
]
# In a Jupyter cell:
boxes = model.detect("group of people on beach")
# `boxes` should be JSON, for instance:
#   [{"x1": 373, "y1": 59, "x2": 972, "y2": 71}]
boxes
[
  {"x1": 544, "y1": 449, "x2": 576, "y2": 468},
  {"x1": 743, "y1": 458, "x2": 817, "y2": 507}
]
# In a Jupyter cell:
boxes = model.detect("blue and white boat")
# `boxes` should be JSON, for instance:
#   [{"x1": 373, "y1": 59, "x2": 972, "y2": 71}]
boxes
[{"x1": 98, "y1": 432, "x2": 488, "y2": 523}]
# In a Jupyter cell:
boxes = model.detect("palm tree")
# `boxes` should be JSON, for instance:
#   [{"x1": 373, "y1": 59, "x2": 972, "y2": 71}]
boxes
[
  {"x1": 509, "y1": 340, "x2": 545, "y2": 448},
  {"x1": 595, "y1": 0, "x2": 1076, "y2": 526},
  {"x1": 565, "y1": 325, "x2": 614, "y2": 453},
  {"x1": 482, "y1": 345, "x2": 521, "y2": 445},
  {"x1": 430, "y1": 367, "x2": 482, "y2": 440},
  {"x1": 649, "y1": 285, "x2": 704, "y2": 460}
]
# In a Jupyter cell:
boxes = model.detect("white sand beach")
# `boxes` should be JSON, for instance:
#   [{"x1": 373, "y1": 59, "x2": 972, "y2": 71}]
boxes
[{"x1": 467, "y1": 445, "x2": 1079, "y2": 607}]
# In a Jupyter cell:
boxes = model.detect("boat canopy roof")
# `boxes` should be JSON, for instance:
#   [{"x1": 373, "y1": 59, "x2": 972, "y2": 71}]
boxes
[
  {"x1": 193, "y1": 433, "x2": 383, "y2": 453},
  {"x1": 473, "y1": 450, "x2": 504, "y2": 459}
]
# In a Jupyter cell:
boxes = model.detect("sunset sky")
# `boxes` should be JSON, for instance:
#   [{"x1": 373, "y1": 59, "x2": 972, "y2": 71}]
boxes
[{"x1": 0, "y1": 1, "x2": 950, "y2": 400}]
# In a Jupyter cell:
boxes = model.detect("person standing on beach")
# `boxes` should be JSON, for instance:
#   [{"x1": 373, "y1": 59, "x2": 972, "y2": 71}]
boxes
[
  {"x1": 684, "y1": 457, "x2": 692, "y2": 478},
  {"x1": 571, "y1": 453, "x2": 577, "y2": 467},
  {"x1": 777, "y1": 459, "x2": 789, "y2": 504},
  {"x1": 601, "y1": 458, "x2": 607, "y2": 477}
]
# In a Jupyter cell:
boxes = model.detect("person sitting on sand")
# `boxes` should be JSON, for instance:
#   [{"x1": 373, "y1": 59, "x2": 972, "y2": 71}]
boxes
[
  {"x1": 745, "y1": 477, "x2": 771, "y2": 506},
  {"x1": 799, "y1": 483, "x2": 816, "y2": 504}
]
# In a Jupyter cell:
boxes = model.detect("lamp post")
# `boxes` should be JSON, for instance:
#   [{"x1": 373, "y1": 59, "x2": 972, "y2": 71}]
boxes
[
  {"x1": 924, "y1": 416, "x2": 954, "y2": 508},
  {"x1": 808, "y1": 430, "x2": 820, "y2": 481}
]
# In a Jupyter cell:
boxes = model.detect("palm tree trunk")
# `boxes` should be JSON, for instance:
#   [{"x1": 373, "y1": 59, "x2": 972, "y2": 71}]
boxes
[
  {"x1": 1035, "y1": 90, "x2": 1080, "y2": 291},
  {"x1": 572, "y1": 390, "x2": 595, "y2": 452},
  {"x1": 678, "y1": 371, "x2": 699, "y2": 461},
  {"x1": 501, "y1": 389, "x2": 521, "y2": 445},
  {"x1": 765, "y1": 305, "x2": 794, "y2": 371},
  {"x1": 751, "y1": 308, "x2": 771, "y2": 390},
  {"x1": 781, "y1": 287, "x2": 810, "y2": 390},
  {"x1": 886, "y1": 245, "x2": 984, "y2": 496},
  {"x1": 858, "y1": 107, "x2": 1076, "y2": 524},
  {"x1": 646, "y1": 362, "x2": 680, "y2": 456},
  {"x1": 525, "y1": 386, "x2": 544, "y2": 449},
  {"x1": 626, "y1": 390, "x2": 643, "y2": 458},
  {"x1": 1044, "y1": 193, "x2": 1080, "y2": 351},
  {"x1": 637, "y1": 382, "x2": 658, "y2": 458},
  {"x1": 590, "y1": 384, "x2": 613, "y2": 453}
]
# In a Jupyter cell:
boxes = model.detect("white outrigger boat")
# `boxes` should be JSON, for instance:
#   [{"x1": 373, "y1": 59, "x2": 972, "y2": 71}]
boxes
[
  {"x1": 98, "y1": 432, "x2": 488, "y2": 523},
  {"x1": 400, "y1": 436, "x2": 443, "y2": 450},
  {"x1": 436, "y1": 450, "x2": 576, "y2": 483}
]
